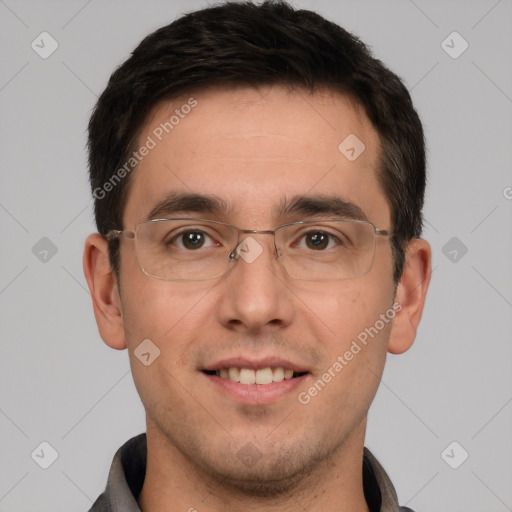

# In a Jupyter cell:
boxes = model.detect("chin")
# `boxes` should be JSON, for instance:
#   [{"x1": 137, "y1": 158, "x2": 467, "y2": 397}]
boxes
[
  {"x1": 202, "y1": 455, "x2": 311, "y2": 497},
  {"x1": 190, "y1": 434, "x2": 340, "y2": 499}
]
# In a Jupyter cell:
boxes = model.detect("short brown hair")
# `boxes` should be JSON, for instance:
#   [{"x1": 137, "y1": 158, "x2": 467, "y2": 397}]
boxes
[{"x1": 88, "y1": 0, "x2": 426, "y2": 283}]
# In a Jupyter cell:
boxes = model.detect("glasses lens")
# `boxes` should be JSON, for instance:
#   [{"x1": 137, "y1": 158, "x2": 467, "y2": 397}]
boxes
[
  {"x1": 277, "y1": 220, "x2": 376, "y2": 280},
  {"x1": 134, "y1": 219, "x2": 237, "y2": 280}
]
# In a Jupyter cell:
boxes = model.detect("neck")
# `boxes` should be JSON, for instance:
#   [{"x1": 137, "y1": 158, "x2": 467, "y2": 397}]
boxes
[{"x1": 138, "y1": 420, "x2": 370, "y2": 512}]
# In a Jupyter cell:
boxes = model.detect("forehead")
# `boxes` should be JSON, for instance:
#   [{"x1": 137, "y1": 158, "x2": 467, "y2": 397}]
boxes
[{"x1": 122, "y1": 85, "x2": 389, "y2": 228}]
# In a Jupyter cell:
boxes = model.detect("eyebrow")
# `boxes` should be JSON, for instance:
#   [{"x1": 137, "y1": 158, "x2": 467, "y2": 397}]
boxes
[
  {"x1": 275, "y1": 194, "x2": 369, "y2": 222},
  {"x1": 144, "y1": 192, "x2": 230, "y2": 221},
  {"x1": 144, "y1": 192, "x2": 368, "y2": 223}
]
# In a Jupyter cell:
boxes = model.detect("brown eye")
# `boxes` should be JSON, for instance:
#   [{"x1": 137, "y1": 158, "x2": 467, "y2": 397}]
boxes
[
  {"x1": 181, "y1": 231, "x2": 206, "y2": 249},
  {"x1": 305, "y1": 232, "x2": 330, "y2": 250}
]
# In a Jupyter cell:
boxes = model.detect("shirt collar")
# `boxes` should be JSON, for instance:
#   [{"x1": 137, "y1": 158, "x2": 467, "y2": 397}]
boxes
[{"x1": 89, "y1": 433, "x2": 405, "y2": 512}]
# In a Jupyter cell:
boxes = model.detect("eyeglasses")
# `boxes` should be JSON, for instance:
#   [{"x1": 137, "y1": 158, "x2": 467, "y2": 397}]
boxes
[{"x1": 106, "y1": 218, "x2": 392, "y2": 281}]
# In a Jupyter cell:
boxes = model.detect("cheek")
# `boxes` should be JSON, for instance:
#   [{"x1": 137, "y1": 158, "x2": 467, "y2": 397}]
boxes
[
  {"x1": 119, "y1": 243, "x2": 216, "y2": 345},
  {"x1": 305, "y1": 288, "x2": 393, "y2": 408},
  {"x1": 119, "y1": 281, "x2": 213, "y2": 414},
  {"x1": 293, "y1": 277, "x2": 394, "y2": 353}
]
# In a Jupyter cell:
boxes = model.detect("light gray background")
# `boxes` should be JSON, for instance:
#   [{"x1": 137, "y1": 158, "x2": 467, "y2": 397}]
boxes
[{"x1": 1, "y1": 0, "x2": 511, "y2": 510}]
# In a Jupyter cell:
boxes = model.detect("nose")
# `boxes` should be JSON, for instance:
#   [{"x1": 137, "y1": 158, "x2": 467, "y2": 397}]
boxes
[{"x1": 215, "y1": 234, "x2": 295, "y2": 333}]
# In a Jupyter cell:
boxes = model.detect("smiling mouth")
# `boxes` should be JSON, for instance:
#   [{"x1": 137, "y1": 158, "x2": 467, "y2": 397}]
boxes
[{"x1": 202, "y1": 367, "x2": 308, "y2": 385}]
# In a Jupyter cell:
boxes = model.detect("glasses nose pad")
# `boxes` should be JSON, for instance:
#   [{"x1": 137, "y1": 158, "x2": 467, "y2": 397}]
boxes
[{"x1": 228, "y1": 236, "x2": 277, "y2": 266}]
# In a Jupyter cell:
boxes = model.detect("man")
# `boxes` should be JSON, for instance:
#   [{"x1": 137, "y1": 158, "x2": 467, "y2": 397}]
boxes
[{"x1": 83, "y1": 1, "x2": 431, "y2": 511}]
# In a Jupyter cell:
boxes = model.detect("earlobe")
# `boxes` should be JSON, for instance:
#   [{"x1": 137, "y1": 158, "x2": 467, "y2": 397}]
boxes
[
  {"x1": 387, "y1": 238, "x2": 432, "y2": 355},
  {"x1": 83, "y1": 233, "x2": 127, "y2": 350}
]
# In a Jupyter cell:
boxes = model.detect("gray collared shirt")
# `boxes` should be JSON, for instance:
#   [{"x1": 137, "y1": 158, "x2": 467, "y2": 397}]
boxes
[{"x1": 88, "y1": 434, "x2": 414, "y2": 512}]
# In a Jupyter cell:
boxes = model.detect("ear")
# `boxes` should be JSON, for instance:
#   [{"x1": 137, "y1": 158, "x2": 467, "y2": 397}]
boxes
[
  {"x1": 83, "y1": 233, "x2": 127, "y2": 350},
  {"x1": 387, "y1": 238, "x2": 431, "y2": 355}
]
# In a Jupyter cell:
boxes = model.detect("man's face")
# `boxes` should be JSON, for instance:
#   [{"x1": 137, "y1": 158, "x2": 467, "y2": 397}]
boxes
[{"x1": 117, "y1": 86, "x2": 396, "y2": 489}]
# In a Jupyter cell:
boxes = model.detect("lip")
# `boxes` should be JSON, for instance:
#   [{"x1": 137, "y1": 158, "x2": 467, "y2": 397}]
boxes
[
  {"x1": 202, "y1": 371, "x2": 310, "y2": 405},
  {"x1": 201, "y1": 356, "x2": 310, "y2": 405},
  {"x1": 202, "y1": 356, "x2": 309, "y2": 373}
]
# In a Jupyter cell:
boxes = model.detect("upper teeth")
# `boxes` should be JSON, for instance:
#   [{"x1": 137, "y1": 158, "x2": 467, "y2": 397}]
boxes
[{"x1": 217, "y1": 367, "x2": 295, "y2": 385}]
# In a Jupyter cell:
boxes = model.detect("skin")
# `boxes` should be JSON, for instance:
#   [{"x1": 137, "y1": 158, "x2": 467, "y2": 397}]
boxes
[{"x1": 84, "y1": 85, "x2": 431, "y2": 512}]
